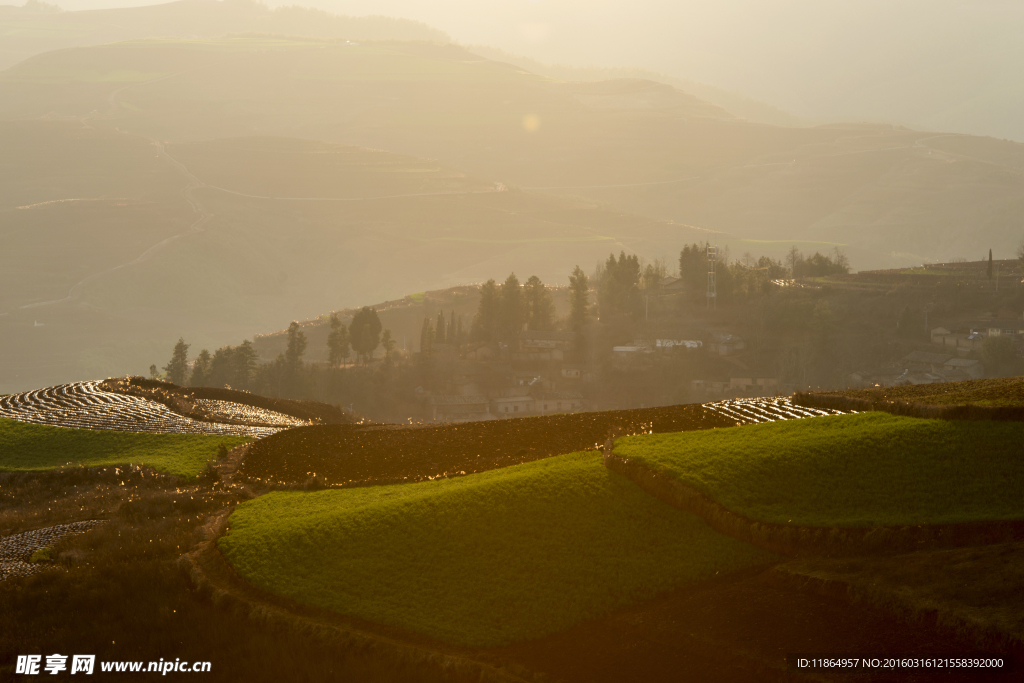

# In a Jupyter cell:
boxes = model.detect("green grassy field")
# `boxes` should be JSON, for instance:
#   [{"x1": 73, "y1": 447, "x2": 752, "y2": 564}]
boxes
[
  {"x1": 830, "y1": 377, "x2": 1024, "y2": 408},
  {"x1": 614, "y1": 412, "x2": 1024, "y2": 528},
  {"x1": 219, "y1": 451, "x2": 772, "y2": 648},
  {"x1": 0, "y1": 417, "x2": 249, "y2": 478}
]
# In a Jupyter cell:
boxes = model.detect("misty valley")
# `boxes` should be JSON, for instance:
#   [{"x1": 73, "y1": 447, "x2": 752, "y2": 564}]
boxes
[{"x1": 2, "y1": 1, "x2": 1024, "y2": 681}]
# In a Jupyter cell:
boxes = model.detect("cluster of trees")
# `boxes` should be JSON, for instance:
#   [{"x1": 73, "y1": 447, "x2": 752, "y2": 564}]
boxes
[
  {"x1": 419, "y1": 309, "x2": 466, "y2": 356},
  {"x1": 159, "y1": 338, "x2": 258, "y2": 390},
  {"x1": 157, "y1": 307, "x2": 393, "y2": 394},
  {"x1": 679, "y1": 244, "x2": 786, "y2": 300},
  {"x1": 788, "y1": 247, "x2": 850, "y2": 278},
  {"x1": 677, "y1": 243, "x2": 849, "y2": 301},
  {"x1": 327, "y1": 307, "x2": 388, "y2": 365},
  {"x1": 595, "y1": 252, "x2": 642, "y2": 319},
  {"x1": 159, "y1": 326, "x2": 305, "y2": 392},
  {"x1": 469, "y1": 273, "x2": 557, "y2": 343}
]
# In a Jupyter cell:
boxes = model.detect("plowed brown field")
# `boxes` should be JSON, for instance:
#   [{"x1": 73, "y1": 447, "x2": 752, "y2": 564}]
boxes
[{"x1": 239, "y1": 404, "x2": 732, "y2": 486}]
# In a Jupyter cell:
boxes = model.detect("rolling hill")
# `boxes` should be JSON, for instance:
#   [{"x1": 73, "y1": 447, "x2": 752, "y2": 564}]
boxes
[
  {"x1": 3, "y1": 36, "x2": 1021, "y2": 269},
  {"x1": 0, "y1": 0, "x2": 449, "y2": 71},
  {"x1": 0, "y1": 117, "x2": 717, "y2": 392},
  {"x1": 3, "y1": 35, "x2": 1023, "y2": 391}
]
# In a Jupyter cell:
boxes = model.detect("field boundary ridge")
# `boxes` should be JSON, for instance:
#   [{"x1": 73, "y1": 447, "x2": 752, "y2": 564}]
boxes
[
  {"x1": 793, "y1": 392, "x2": 1024, "y2": 421},
  {"x1": 767, "y1": 562, "x2": 1024, "y2": 651},
  {"x1": 603, "y1": 452, "x2": 1024, "y2": 557}
]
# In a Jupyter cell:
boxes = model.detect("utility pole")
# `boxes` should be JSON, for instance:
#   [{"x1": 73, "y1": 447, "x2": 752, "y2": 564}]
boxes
[{"x1": 707, "y1": 245, "x2": 717, "y2": 311}]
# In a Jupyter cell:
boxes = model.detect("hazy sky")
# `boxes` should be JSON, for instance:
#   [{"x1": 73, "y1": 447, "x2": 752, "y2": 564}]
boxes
[{"x1": 29, "y1": 0, "x2": 1024, "y2": 139}]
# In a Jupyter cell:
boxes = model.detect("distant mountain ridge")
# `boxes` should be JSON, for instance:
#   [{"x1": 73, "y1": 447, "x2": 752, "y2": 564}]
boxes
[
  {"x1": 2, "y1": 34, "x2": 1023, "y2": 394},
  {"x1": 465, "y1": 45, "x2": 803, "y2": 129},
  {"x1": 0, "y1": 0, "x2": 450, "y2": 70}
]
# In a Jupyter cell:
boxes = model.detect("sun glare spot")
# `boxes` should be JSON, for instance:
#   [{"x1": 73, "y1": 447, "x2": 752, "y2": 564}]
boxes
[{"x1": 522, "y1": 115, "x2": 541, "y2": 132}]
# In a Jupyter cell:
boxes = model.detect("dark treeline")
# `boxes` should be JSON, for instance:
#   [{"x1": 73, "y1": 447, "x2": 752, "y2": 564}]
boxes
[
  {"x1": 155, "y1": 305, "x2": 418, "y2": 418},
  {"x1": 469, "y1": 273, "x2": 558, "y2": 342},
  {"x1": 678, "y1": 244, "x2": 849, "y2": 298},
  {"x1": 153, "y1": 244, "x2": 848, "y2": 418}
]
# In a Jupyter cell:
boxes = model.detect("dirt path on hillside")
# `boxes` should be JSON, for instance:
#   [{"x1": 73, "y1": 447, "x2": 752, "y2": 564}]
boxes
[{"x1": 20, "y1": 72, "x2": 213, "y2": 311}]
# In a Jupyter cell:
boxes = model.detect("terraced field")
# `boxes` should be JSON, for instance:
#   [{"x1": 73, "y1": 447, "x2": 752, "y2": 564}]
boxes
[
  {"x1": 614, "y1": 412, "x2": 1024, "y2": 527},
  {"x1": 193, "y1": 399, "x2": 307, "y2": 428},
  {"x1": 239, "y1": 403, "x2": 733, "y2": 486},
  {"x1": 0, "y1": 382, "x2": 283, "y2": 437},
  {"x1": 239, "y1": 397, "x2": 849, "y2": 486},
  {"x1": 221, "y1": 452, "x2": 774, "y2": 648}
]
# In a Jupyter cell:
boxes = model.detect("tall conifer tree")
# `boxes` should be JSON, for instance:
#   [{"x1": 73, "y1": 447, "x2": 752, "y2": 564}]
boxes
[{"x1": 163, "y1": 338, "x2": 190, "y2": 385}]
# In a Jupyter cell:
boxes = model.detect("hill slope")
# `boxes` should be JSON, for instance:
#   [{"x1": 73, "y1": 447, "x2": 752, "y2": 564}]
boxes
[
  {"x1": 4, "y1": 37, "x2": 1024, "y2": 389},
  {"x1": 3, "y1": 37, "x2": 1021, "y2": 268},
  {"x1": 220, "y1": 451, "x2": 773, "y2": 647},
  {"x1": 0, "y1": 119, "x2": 716, "y2": 392},
  {"x1": 0, "y1": 0, "x2": 449, "y2": 71},
  {"x1": 615, "y1": 412, "x2": 1024, "y2": 527}
]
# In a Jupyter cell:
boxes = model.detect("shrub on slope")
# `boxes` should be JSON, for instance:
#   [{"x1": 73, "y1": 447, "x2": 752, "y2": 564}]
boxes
[
  {"x1": 0, "y1": 417, "x2": 249, "y2": 478},
  {"x1": 219, "y1": 451, "x2": 772, "y2": 648},
  {"x1": 614, "y1": 412, "x2": 1024, "y2": 528}
]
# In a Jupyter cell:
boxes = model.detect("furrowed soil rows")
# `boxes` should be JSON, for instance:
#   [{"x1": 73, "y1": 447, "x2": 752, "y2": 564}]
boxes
[
  {"x1": 0, "y1": 520, "x2": 103, "y2": 581},
  {"x1": 193, "y1": 399, "x2": 307, "y2": 427},
  {"x1": 0, "y1": 382, "x2": 283, "y2": 437},
  {"x1": 240, "y1": 404, "x2": 735, "y2": 486},
  {"x1": 100, "y1": 377, "x2": 352, "y2": 426},
  {"x1": 703, "y1": 397, "x2": 849, "y2": 424}
]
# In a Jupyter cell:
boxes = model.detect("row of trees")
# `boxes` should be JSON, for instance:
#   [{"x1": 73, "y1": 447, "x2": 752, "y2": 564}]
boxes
[
  {"x1": 470, "y1": 273, "x2": 557, "y2": 343},
  {"x1": 159, "y1": 323, "x2": 308, "y2": 390},
  {"x1": 419, "y1": 309, "x2": 467, "y2": 356},
  {"x1": 159, "y1": 243, "x2": 847, "y2": 391},
  {"x1": 459, "y1": 244, "x2": 840, "y2": 352},
  {"x1": 158, "y1": 306, "x2": 394, "y2": 392},
  {"x1": 159, "y1": 338, "x2": 259, "y2": 389},
  {"x1": 464, "y1": 269, "x2": 590, "y2": 347}
]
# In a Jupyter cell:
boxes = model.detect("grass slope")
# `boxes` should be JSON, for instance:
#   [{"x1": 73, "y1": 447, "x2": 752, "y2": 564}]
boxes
[
  {"x1": 779, "y1": 542, "x2": 1024, "y2": 645},
  {"x1": 828, "y1": 376, "x2": 1024, "y2": 408},
  {"x1": 219, "y1": 451, "x2": 772, "y2": 648},
  {"x1": 0, "y1": 417, "x2": 249, "y2": 478},
  {"x1": 615, "y1": 412, "x2": 1024, "y2": 528}
]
